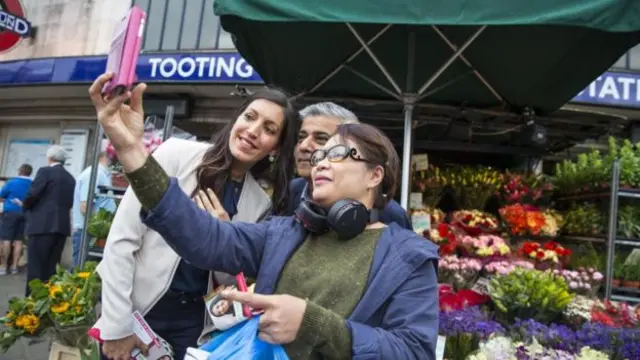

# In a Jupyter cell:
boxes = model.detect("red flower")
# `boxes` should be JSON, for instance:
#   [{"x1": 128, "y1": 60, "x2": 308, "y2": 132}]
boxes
[
  {"x1": 457, "y1": 289, "x2": 490, "y2": 307},
  {"x1": 543, "y1": 241, "x2": 559, "y2": 250},
  {"x1": 536, "y1": 251, "x2": 545, "y2": 260},
  {"x1": 439, "y1": 292, "x2": 463, "y2": 312},
  {"x1": 438, "y1": 223, "x2": 449, "y2": 238}
]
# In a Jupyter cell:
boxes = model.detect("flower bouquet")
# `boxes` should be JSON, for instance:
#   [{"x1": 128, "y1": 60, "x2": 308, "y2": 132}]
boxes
[
  {"x1": 499, "y1": 203, "x2": 546, "y2": 236},
  {"x1": 468, "y1": 335, "x2": 610, "y2": 360},
  {"x1": 488, "y1": 268, "x2": 574, "y2": 324},
  {"x1": 554, "y1": 268, "x2": 604, "y2": 297},
  {"x1": 0, "y1": 262, "x2": 101, "y2": 357},
  {"x1": 448, "y1": 167, "x2": 502, "y2": 210},
  {"x1": 451, "y1": 210, "x2": 499, "y2": 236},
  {"x1": 483, "y1": 259, "x2": 534, "y2": 276},
  {"x1": 438, "y1": 255, "x2": 483, "y2": 290},
  {"x1": 427, "y1": 223, "x2": 457, "y2": 256},
  {"x1": 563, "y1": 296, "x2": 602, "y2": 327},
  {"x1": 498, "y1": 171, "x2": 554, "y2": 206},
  {"x1": 412, "y1": 165, "x2": 448, "y2": 207},
  {"x1": 590, "y1": 300, "x2": 638, "y2": 328},
  {"x1": 518, "y1": 241, "x2": 571, "y2": 270},
  {"x1": 438, "y1": 285, "x2": 489, "y2": 312},
  {"x1": 541, "y1": 209, "x2": 564, "y2": 237},
  {"x1": 459, "y1": 234, "x2": 511, "y2": 262},
  {"x1": 439, "y1": 306, "x2": 505, "y2": 360}
]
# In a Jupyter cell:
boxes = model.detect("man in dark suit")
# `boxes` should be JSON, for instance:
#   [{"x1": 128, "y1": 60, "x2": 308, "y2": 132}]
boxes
[
  {"x1": 23, "y1": 145, "x2": 75, "y2": 293},
  {"x1": 286, "y1": 102, "x2": 412, "y2": 230}
]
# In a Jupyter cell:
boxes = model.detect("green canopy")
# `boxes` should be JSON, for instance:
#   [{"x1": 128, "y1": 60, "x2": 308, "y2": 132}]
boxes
[{"x1": 214, "y1": 0, "x2": 640, "y2": 207}]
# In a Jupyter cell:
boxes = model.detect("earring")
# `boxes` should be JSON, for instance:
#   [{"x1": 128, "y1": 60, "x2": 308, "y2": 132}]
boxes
[{"x1": 269, "y1": 154, "x2": 275, "y2": 162}]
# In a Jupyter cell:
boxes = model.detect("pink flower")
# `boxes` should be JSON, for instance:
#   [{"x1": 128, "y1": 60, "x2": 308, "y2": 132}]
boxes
[{"x1": 593, "y1": 272, "x2": 604, "y2": 281}]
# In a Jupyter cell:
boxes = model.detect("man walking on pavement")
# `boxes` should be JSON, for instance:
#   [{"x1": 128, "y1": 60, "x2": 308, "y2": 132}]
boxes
[
  {"x1": 23, "y1": 145, "x2": 75, "y2": 294},
  {"x1": 72, "y1": 152, "x2": 116, "y2": 268},
  {"x1": 0, "y1": 164, "x2": 33, "y2": 275},
  {"x1": 286, "y1": 102, "x2": 413, "y2": 229}
]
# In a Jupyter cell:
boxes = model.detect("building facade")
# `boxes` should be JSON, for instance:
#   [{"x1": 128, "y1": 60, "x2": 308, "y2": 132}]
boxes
[{"x1": 0, "y1": 0, "x2": 638, "y2": 177}]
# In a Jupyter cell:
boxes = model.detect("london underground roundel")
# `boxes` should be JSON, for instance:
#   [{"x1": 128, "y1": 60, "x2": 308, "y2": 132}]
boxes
[{"x1": 0, "y1": 0, "x2": 31, "y2": 53}]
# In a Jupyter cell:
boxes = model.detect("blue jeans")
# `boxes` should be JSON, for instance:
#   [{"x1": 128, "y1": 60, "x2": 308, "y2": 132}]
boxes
[{"x1": 71, "y1": 229, "x2": 82, "y2": 269}]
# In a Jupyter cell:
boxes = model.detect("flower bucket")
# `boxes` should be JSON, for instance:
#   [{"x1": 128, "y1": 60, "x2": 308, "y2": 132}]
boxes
[
  {"x1": 52, "y1": 323, "x2": 93, "y2": 349},
  {"x1": 534, "y1": 261, "x2": 561, "y2": 271}
]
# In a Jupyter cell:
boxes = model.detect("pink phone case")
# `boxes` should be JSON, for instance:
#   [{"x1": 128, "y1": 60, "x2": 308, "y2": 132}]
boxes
[{"x1": 102, "y1": 6, "x2": 146, "y2": 95}]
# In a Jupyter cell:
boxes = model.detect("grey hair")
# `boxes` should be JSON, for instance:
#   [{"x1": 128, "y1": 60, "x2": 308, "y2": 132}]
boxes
[
  {"x1": 46, "y1": 145, "x2": 68, "y2": 163},
  {"x1": 299, "y1": 102, "x2": 359, "y2": 124}
]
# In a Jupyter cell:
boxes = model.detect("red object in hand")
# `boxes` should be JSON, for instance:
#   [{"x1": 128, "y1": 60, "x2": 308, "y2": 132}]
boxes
[{"x1": 236, "y1": 273, "x2": 252, "y2": 318}]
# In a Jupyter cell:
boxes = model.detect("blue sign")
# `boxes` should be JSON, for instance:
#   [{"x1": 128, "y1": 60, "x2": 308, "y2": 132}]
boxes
[
  {"x1": 572, "y1": 71, "x2": 640, "y2": 108},
  {"x1": 0, "y1": 52, "x2": 264, "y2": 85}
]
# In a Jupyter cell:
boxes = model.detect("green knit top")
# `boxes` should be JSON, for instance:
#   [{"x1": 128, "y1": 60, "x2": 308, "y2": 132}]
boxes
[{"x1": 126, "y1": 156, "x2": 383, "y2": 359}]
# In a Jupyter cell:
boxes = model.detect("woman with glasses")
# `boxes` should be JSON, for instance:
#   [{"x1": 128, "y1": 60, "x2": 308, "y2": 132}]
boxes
[{"x1": 94, "y1": 82, "x2": 439, "y2": 359}]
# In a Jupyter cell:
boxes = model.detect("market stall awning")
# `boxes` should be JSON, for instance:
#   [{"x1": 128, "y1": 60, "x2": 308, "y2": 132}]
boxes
[
  {"x1": 215, "y1": 0, "x2": 640, "y2": 114},
  {"x1": 214, "y1": 0, "x2": 640, "y2": 209}
]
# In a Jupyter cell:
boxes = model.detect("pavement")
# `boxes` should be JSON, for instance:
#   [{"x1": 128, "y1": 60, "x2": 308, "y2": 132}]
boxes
[{"x1": 0, "y1": 272, "x2": 51, "y2": 360}]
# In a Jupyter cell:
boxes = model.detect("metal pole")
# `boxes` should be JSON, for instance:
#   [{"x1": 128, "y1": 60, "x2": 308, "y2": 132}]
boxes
[
  {"x1": 400, "y1": 103, "x2": 414, "y2": 210},
  {"x1": 162, "y1": 105, "x2": 175, "y2": 141},
  {"x1": 605, "y1": 160, "x2": 621, "y2": 299},
  {"x1": 78, "y1": 124, "x2": 104, "y2": 266}
]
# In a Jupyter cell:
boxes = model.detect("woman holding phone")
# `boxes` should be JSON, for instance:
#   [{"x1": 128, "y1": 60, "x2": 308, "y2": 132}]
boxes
[
  {"x1": 90, "y1": 73, "x2": 299, "y2": 360},
  {"x1": 92, "y1": 74, "x2": 439, "y2": 359}
]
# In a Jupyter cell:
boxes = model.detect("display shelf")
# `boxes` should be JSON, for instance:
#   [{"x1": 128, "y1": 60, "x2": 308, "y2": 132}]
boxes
[
  {"x1": 558, "y1": 235, "x2": 606, "y2": 244},
  {"x1": 603, "y1": 160, "x2": 640, "y2": 302},
  {"x1": 555, "y1": 187, "x2": 640, "y2": 202}
]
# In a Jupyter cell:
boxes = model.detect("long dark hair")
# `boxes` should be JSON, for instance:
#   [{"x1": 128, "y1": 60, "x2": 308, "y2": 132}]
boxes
[{"x1": 193, "y1": 88, "x2": 299, "y2": 215}]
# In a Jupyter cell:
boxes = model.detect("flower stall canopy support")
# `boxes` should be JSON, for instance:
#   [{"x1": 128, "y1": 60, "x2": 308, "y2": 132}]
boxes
[
  {"x1": 213, "y1": 0, "x2": 640, "y2": 209},
  {"x1": 78, "y1": 106, "x2": 176, "y2": 266}
]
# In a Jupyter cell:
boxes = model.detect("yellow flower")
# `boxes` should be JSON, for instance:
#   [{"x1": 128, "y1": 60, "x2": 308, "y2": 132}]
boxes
[
  {"x1": 49, "y1": 285, "x2": 62, "y2": 298},
  {"x1": 77, "y1": 272, "x2": 91, "y2": 279},
  {"x1": 6, "y1": 311, "x2": 14, "y2": 319},
  {"x1": 51, "y1": 302, "x2": 70, "y2": 314},
  {"x1": 71, "y1": 288, "x2": 81, "y2": 304},
  {"x1": 15, "y1": 314, "x2": 40, "y2": 334}
]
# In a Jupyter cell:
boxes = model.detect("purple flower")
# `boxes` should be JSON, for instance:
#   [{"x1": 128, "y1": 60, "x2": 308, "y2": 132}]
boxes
[{"x1": 439, "y1": 306, "x2": 505, "y2": 338}]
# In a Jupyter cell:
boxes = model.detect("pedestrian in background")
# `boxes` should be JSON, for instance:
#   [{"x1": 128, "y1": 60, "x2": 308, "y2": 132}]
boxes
[
  {"x1": 0, "y1": 164, "x2": 33, "y2": 275},
  {"x1": 23, "y1": 146, "x2": 75, "y2": 295},
  {"x1": 71, "y1": 152, "x2": 116, "y2": 268}
]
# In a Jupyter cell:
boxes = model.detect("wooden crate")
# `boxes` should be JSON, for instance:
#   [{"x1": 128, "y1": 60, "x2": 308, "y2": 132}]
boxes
[{"x1": 49, "y1": 341, "x2": 80, "y2": 360}]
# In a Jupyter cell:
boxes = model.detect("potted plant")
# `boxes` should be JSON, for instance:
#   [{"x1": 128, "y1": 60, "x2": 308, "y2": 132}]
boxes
[
  {"x1": 621, "y1": 263, "x2": 640, "y2": 288},
  {"x1": 612, "y1": 260, "x2": 625, "y2": 288},
  {"x1": 87, "y1": 209, "x2": 115, "y2": 248}
]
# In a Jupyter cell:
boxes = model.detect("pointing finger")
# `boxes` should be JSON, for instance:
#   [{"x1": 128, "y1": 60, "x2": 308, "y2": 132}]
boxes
[{"x1": 221, "y1": 290, "x2": 273, "y2": 309}]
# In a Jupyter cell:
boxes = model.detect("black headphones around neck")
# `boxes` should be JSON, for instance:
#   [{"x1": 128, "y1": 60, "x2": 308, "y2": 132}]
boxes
[{"x1": 294, "y1": 199, "x2": 380, "y2": 240}]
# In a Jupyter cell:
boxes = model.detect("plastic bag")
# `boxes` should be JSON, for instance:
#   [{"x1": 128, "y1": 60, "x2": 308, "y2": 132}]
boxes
[{"x1": 200, "y1": 316, "x2": 289, "y2": 360}]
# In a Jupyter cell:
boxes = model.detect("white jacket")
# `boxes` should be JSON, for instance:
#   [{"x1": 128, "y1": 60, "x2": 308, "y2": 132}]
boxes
[{"x1": 93, "y1": 138, "x2": 272, "y2": 340}]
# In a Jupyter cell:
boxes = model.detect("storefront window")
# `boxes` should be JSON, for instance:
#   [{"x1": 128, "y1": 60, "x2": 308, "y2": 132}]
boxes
[
  {"x1": 198, "y1": 0, "x2": 219, "y2": 49},
  {"x1": 180, "y1": 0, "x2": 205, "y2": 49},
  {"x1": 160, "y1": 0, "x2": 184, "y2": 50},
  {"x1": 629, "y1": 44, "x2": 640, "y2": 70},
  {"x1": 133, "y1": 0, "x2": 225, "y2": 51}
]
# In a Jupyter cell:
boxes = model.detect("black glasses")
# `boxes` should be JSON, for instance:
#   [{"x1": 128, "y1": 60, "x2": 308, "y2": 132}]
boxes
[{"x1": 310, "y1": 144, "x2": 374, "y2": 166}]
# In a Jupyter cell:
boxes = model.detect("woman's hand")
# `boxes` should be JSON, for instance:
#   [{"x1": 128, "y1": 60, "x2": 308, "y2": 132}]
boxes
[
  {"x1": 102, "y1": 334, "x2": 148, "y2": 360},
  {"x1": 195, "y1": 188, "x2": 231, "y2": 221},
  {"x1": 89, "y1": 73, "x2": 148, "y2": 171},
  {"x1": 222, "y1": 289, "x2": 307, "y2": 344}
]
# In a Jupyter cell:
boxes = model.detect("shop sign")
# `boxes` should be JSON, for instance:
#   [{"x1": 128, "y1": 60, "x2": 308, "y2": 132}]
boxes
[
  {"x1": 572, "y1": 71, "x2": 640, "y2": 108},
  {"x1": 143, "y1": 53, "x2": 262, "y2": 82},
  {"x1": 0, "y1": 0, "x2": 32, "y2": 53}
]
